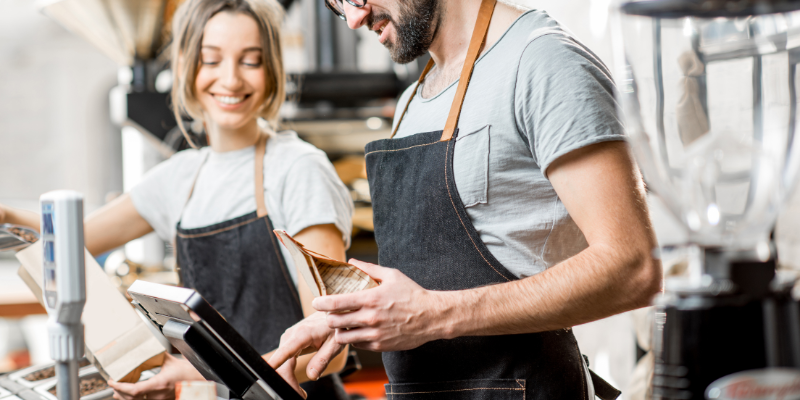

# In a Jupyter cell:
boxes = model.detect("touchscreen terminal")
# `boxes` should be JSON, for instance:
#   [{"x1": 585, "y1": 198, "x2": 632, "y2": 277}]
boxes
[{"x1": 127, "y1": 281, "x2": 303, "y2": 400}]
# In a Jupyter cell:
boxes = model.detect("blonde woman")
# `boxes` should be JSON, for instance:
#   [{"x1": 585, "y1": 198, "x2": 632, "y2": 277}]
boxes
[{"x1": 0, "y1": 0, "x2": 352, "y2": 398}]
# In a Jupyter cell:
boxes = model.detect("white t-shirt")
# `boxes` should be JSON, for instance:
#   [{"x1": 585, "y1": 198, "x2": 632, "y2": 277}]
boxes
[{"x1": 130, "y1": 131, "x2": 354, "y2": 285}]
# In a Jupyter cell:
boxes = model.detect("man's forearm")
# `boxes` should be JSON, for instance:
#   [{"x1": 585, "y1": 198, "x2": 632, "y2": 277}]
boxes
[{"x1": 435, "y1": 243, "x2": 662, "y2": 339}]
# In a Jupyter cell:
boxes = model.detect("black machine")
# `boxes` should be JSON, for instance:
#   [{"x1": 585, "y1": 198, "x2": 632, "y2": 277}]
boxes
[
  {"x1": 613, "y1": 0, "x2": 800, "y2": 398},
  {"x1": 652, "y1": 250, "x2": 800, "y2": 399},
  {"x1": 127, "y1": 281, "x2": 303, "y2": 400}
]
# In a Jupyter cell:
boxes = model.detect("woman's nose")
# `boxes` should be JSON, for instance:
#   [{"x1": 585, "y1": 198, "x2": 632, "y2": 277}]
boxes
[
  {"x1": 343, "y1": 3, "x2": 370, "y2": 30},
  {"x1": 221, "y1": 60, "x2": 244, "y2": 90}
]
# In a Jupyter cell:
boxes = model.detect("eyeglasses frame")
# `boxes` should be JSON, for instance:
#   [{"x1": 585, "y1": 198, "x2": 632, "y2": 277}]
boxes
[{"x1": 325, "y1": 0, "x2": 368, "y2": 20}]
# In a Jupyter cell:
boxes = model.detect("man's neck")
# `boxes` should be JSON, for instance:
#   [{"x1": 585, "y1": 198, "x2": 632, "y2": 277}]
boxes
[
  {"x1": 428, "y1": 0, "x2": 524, "y2": 69},
  {"x1": 420, "y1": 0, "x2": 525, "y2": 98},
  {"x1": 426, "y1": 0, "x2": 481, "y2": 71}
]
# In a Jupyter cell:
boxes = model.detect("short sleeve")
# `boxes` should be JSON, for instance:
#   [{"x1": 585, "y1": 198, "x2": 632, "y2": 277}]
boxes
[
  {"x1": 129, "y1": 149, "x2": 201, "y2": 241},
  {"x1": 514, "y1": 34, "x2": 626, "y2": 176},
  {"x1": 129, "y1": 159, "x2": 177, "y2": 241},
  {"x1": 279, "y1": 153, "x2": 354, "y2": 248}
]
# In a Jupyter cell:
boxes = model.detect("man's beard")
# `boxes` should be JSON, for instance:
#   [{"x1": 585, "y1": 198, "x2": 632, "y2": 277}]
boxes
[{"x1": 369, "y1": 0, "x2": 440, "y2": 64}]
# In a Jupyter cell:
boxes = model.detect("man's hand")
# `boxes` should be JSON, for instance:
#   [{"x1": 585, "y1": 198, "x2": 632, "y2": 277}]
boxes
[
  {"x1": 313, "y1": 260, "x2": 448, "y2": 352},
  {"x1": 273, "y1": 357, "x2": 305, "y2": 399},
  {"x1": 108, "y1": 354, "x2": 204, "y2": 400},
  {"x1": 268, "y1": 312, "x2": 343, "y2": 391}
]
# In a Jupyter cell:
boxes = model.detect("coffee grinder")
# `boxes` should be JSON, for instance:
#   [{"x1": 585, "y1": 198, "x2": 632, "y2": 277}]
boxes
[
  {"x1": 40, "y1": 191, "x2": 86, "y2": 400},
  {"x1": 611, "y1": 0, "x2": 800, "y2": 398}
]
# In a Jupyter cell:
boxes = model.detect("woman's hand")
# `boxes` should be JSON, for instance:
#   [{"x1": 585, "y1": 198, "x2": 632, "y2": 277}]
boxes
[{"x1": 108, "y1": 354, "x2": 204, "y2": 400}]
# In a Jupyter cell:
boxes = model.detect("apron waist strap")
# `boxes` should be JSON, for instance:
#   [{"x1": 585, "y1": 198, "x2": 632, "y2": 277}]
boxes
[{"x1": 589, "y1": 368, "x2": 622, "y2": 400}]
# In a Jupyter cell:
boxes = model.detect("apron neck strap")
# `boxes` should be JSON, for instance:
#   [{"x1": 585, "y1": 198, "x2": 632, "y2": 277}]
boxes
[
  {"x1": 390, "y1": 0, "x2": 497, "y2": 141},
  {"x1": 254, "y1": 134, "x2": 269, "y2": 218}
]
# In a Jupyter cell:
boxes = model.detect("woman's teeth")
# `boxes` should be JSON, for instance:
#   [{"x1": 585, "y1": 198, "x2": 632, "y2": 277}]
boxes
[{"x1": 216, "y1": 95, "x2": 244, "y2": 105}]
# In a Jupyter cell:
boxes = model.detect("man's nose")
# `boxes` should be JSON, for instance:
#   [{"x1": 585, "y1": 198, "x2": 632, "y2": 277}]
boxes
[{"x1": 343, "y1": 3, "x2": 370, "y2": 30}]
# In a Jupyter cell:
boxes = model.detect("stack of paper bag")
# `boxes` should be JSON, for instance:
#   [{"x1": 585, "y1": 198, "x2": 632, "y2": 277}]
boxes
[
  {"x1": 16, "y1": 242, "x2": 165, "y2": 382},
  {"x1": 274, "y1": 230, "x2": 378, "y2": 297}
]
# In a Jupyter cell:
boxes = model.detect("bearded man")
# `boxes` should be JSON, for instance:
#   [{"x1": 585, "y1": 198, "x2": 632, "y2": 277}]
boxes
[{"x1": 270, "y1": 0, "x2": 662, "y2": 398}]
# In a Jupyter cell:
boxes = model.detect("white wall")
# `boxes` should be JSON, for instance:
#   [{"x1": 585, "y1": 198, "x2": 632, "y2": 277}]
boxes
[{"x1": 0, "y1": 0, "x2": 122, "y2": 214}]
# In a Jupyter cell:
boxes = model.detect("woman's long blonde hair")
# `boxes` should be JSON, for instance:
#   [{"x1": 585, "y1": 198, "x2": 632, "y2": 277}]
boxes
[{"x1": 171, "y1": 0, "x2": 285, "y2": 148}]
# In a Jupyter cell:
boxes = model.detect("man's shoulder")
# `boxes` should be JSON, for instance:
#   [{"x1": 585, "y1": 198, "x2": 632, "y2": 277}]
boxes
[
  {"x1": 502, "y1": 12, "x2": 611, "y2": 83},
  {"x1": 497, "y1": 10, "x2": 573, "y2": 51}
]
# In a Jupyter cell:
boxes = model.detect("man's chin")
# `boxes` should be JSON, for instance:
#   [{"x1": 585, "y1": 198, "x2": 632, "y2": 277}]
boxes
[{"x1": 386, "y1": 43, "x2": 425, "y2": 65}]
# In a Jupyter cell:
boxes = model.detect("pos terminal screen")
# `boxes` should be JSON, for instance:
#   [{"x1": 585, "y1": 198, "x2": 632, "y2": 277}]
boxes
[{"x1": 42, "y1": 202, "x2": 57, "y2": 308}]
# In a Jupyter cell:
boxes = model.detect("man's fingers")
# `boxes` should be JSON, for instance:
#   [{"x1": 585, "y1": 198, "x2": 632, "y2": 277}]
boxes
[
  {"x1": 306, "y1": 336, "x2": 345, "y2": 381},
  {"x1": 334, "y1": 327, "x2": 376, "y2": 346},
  {"x1": 348, "y1": 259, "x2": 390, "y2": 281},
  {"x1": 269, "y1": 333, "x2": 313, "y2": 369},
  {"x1": 275, "y1": 357, "x2": 307, "y2": 399},
  {"x1": 268, "y1": 346, "x2": 300, "y2": 369},
  {"x1": 325, "y1": 309, "x2": 369, "y2": 329},
  {"x1": 312, "y1": 293, "x2": 364, "y2": 313}
]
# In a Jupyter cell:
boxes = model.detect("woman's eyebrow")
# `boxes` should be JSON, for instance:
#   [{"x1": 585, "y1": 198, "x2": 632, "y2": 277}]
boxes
[{"x1": 200, "y1": 45, "x2": 261, "y2": 52}]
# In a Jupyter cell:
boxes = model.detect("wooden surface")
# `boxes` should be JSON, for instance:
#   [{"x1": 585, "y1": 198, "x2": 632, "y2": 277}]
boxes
[{"x1": 0, "y1": 260, "x2": 45, "y2": 317}]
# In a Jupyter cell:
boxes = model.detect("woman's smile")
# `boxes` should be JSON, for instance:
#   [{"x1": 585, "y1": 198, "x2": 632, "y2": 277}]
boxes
[{"x1": 195, "y1": 11, "x2": 266, "y2": 135}]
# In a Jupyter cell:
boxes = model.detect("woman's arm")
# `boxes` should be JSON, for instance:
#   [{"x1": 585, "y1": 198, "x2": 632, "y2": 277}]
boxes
[
  {"x1": 289, "y1": 224, "x2": 349, "y2": 382},
  {"x1": 84, "y1": 194, "x2": 153, "y2": 256},
  {"x1": 0, "y1": 205, "x2": 41, "y2": 231},
  {"x1": 0, "y1": 195, "x2": 153, "y2": 257}
]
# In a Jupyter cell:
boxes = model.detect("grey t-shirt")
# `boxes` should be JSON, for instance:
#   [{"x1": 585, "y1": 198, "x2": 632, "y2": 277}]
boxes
[{"x1": 392, "y1": 10, "x2": 625, "y2": 278}]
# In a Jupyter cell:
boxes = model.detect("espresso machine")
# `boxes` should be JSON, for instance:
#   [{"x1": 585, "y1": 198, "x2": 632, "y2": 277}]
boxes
[{"x1": 611, "y1": 0, "x2": 800, "y2": 398}]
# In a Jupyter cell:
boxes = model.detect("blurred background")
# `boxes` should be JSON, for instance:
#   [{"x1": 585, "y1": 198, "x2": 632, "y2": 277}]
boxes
[{"x1": 1, "y1": 0, "x2": 799, "y2": 399}]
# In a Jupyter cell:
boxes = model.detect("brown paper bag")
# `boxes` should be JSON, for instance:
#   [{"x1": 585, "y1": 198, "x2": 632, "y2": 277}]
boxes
[
  {"x1": 16, "y1": 242, "x2": 166, "y2": 382},
  {"x1": 273, "y1": 230, "x2": 378, "y2": 297}
]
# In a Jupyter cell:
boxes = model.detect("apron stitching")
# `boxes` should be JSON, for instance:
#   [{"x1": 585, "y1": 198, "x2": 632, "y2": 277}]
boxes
[
  {"x1": 516, "y1": 379, "x2": 524, "y2": 388},
  {"x1": 444, "y1": 138, "x2": 511, "y2": 282},
  {"x1": 385, "y1": 388, "x2": 525, "y2": 395},
  {"x1": 266, "y1": 218, "x2": 303, "y2": 309},
  {"x1": 176, "y1": 216, "x2": 261, "y2": 238},
  {"x1": 365, "y1": 141, "x2": 438, "y2": 156}
]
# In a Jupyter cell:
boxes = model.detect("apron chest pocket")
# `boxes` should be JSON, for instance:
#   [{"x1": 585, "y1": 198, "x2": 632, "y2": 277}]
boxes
[
  {"x1": 453, "y1": 125, "x2": 490, "y2": 208},
  {"x1": 384, "y1": 379, "x2": 525, "y2": 400}
]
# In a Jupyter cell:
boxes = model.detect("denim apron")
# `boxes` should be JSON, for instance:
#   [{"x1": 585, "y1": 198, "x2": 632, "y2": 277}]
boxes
[
  {"x1": 365, "y1": 0, "x2": 620, "y2": 398},
  {"x1": 175, "y1": 135, "x2": 348, "y2": 399}
]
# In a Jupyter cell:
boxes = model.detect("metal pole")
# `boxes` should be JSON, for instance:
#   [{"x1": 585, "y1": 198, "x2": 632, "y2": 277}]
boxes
[{"x1": 56, "y1": 360, "x2": 79, "y2": 400}]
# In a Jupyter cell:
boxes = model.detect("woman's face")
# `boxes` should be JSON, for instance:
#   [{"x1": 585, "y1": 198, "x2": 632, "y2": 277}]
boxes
[{"x1": 195, "y1": 12, "x2": 266, "y2": 132}]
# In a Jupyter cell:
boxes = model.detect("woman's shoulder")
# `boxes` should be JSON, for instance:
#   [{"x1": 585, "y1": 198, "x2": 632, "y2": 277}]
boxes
[
  {"x1": 167, "y1": 146, "x2": 210, "y2": 165},
  {"x1": 266, "y1": 130, "x2": 328, "y2": 163}
]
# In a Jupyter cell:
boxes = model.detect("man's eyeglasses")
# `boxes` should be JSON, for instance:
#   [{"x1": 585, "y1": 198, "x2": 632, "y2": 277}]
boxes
[{"x1": 324, "y1": 0, "x2": 367, "y2": 21}]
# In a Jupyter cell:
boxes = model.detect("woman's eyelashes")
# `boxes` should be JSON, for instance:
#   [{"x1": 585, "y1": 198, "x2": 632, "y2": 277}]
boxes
[
  {"x1": 199, "y1": 58, "x2": 261, "y2": 67},
  {"x1": 241, "y1": 57, "x2": 263, "y2": 67}
]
